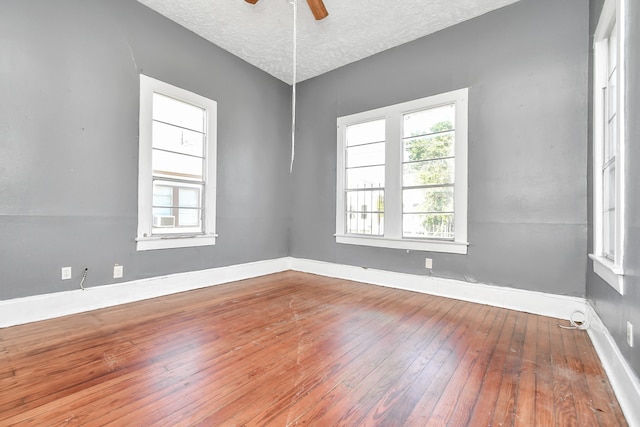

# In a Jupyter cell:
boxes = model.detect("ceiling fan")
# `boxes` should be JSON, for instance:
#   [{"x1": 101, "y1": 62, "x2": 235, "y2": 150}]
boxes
[
  {"x1": 244, "y1": 0, "x2": 328, "y2": 20},
  {"x1": 245, "y1": 0, "x2": 327, "y2": 171}
]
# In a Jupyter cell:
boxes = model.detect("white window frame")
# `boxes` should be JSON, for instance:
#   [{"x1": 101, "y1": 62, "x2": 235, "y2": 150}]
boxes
[
  {"x1": 336, "y1": 88, "x2": 469, "y2": 254},
  {"x1": 137, "y1": 75, "x2": 218, "y2": 251},
  {"x1": 590, "y1": 0, "x2": 626, "y2": 294}
]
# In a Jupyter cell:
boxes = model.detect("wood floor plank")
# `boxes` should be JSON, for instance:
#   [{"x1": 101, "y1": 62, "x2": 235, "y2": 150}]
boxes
[
  {"x1": 143, "y1": 303, "x2": 397, "y2": 423},
  {"x1": 258, "y1": 296, "x2": 459, "y2": 426},
  {"x1": 94, "y1": 279, "x2": 408, "y2": 425},
  {"x1": 550, "y1": 314, "x2": 580, "y2": 426},
  {"x1": 572, "y1": 324, "x2": 628, "y2": 426},
  {"x1": 0, "y1": 282, "x2": 318, "y2": 419},
  {"x1": 463, "y1": 309, "x2": 517, "y2": 425},
  {"x1": 309, "y1": 298, "x2": 477, "y2": 426},
  {"x1": 344, "y1": 298, "x2": 472, "y2": 427},
  {"x1": 400, "y1": 301, "x2": 488, "y2": 425},
  {"x1": 102, "y1": 280, "x2": 370, "y2": 424},
  {"x1": 555, "y1": 320, "x2": 600, "y2": 426},
  {"x1": 489, "y1": 310, "x2": 528, "y2": 426},
  {"x1": 0, "y1": 271, "x2": 627, "y2": 426},
  {"x1": 231, "y1": 294, "x2": 449, "y2": 426},
  {"x1": 513, "y1": 312, "x2": 538, "y2": 426},
  {"x1": 534, "y1": 315, "x2": 556, "y2": 426},
  {"x1": 424, "y1": 305, "x2": 504, "y2": 426},
  {"x1": 187, "y1": 288, "x2": 434, "y2": 425}
]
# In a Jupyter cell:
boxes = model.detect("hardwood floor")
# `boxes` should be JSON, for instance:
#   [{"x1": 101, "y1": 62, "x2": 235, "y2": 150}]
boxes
[{"x1": 0, "y1": 271, "x2": 627, "y2": 426}]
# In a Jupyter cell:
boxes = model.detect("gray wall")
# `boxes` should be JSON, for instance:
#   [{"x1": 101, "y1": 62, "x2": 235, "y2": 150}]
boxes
[
  {"x1": 587, "y1": 0, "x2": 640, "y2": 379},
  {"x1": 0, "y1": 0, "x2": 291, "y2": 300},
  {"x1": 291, "y1": 0, "x2": 589, "y2": 297}
]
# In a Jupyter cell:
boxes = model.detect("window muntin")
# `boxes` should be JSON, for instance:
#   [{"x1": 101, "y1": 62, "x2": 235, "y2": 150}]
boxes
[
  {"x1": 336, "y1": 89, "x2": 468, "y2": 254},
  {"x1": 137, "y1": 75, "x2": 217, "y2": 251}
]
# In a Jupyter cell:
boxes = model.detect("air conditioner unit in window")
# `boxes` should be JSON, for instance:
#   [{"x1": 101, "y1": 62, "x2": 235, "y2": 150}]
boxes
[{"x1": 153, "y1": 215, "x2": 175, "y2": 227}]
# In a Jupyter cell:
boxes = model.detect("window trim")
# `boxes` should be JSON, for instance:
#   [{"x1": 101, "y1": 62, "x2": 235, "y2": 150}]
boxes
[
  {"x1": 336, "y1": 88, "x2": 469, "y2": 254},
  {"x1": 137, "y1": 75, "x2": 218, "y2": 251},
  {"x1": 591, "y1": 0, "x2": 625, "y2": 294}
]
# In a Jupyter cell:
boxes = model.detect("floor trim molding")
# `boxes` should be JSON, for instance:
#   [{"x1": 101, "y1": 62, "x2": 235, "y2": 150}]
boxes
[
  {"x1": 0, "y1": 256, "x2": 587, "y2": 326},
  {"x1": 291, "y1": 258, "x2": 586, "y2": 320},
  {"x1": 586, "y1": 304, "x2": 640, "y2": 426},
  {"x1": 0, "y1": 257, "x2": 292, "y2": 328}
]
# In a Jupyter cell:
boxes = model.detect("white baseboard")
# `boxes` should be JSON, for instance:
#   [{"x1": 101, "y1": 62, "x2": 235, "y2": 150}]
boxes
[
  {"x1": 291, "y1": 258, "x2": 586, "y2": 320},
  {"x1": 0, "y1": 257, "x2": 293, "y2": 328},
  {"x1": 0, "y1": 256, "x2": 586, "y2": 328},
  {"x1": 587, "y1": 305, "x2": 640, "y2": 427}
]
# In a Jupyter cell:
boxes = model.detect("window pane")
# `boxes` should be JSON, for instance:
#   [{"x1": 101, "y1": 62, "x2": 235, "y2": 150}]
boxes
[
  {"x1": 404, "y1": 187, "x2": 454, "y2": 213},
  {"x1": 608, "y1": 24, "x2": 618, "y2": 72},
  {"x1": 153, "y1": 121, "x2": 204, "y2": 157},
  {"x1": 179, "y1": 187, "x2": 200, "y2": 208},
  {"x1": 608, "y1": 71, "x2": 617, "y2": 119},
  {"x1": 153, "y1": 93, "x2": 205, "y2": 132},
  {"x1": 346, "y1": 142, "x2": 385, "y2": 168},
  {"x1": 404, "y1": 132, "x2": 454, "y2": 162},
  {"x1": 346, "y1": 212, "x2": 384, "y2": 235},
  {"x1": 606, "y1": 114, "x2": 617, "y2": 161},
  {"x1": 152, "y1": 208, "x2": 201, "y2": 229},
  {"x1": 346, "y1": 165, "x2": 385, "y2": 189},
  {"x1": 403, "y1": 213, "x2": 454, "y2": 239},
  {"x1": 403, "y1": 159, "x2": 455, "y2": 187},
  {"x1": 152, "y1": 182, "x2": 202, "y2": 207},
  {"x1": 603, "y1": 163, "x2": 616, "y2": 210},
  {"x1": 346, "y1": 190, "x2": 384, "y2": 212},
  {"x1": 178, "y1": 208, "x2": 200, "y2": 227},
  {"x1": 152, "y1": 149, "x2": 203, "y2": 181},
  {"x1": 152, "y1": 181, "x2": 203, "y2": 232},
  {"x1": 403, "y1": 105, "x2": 454, "y2": 138},
  {"x1": 346, "y1": 120, "x2": 385, "y2": 146},
  {"x1": 153, "y1": 185, "x2": 173, "y2": 207},
  {"x1": 603, "y1": 210, "x2": 615, "y2": 259}
]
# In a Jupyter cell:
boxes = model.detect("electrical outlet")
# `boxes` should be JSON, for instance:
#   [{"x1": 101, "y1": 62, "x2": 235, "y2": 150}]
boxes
[
  {"x1": 628, "y1": 321, "x2": 634, "y2": 347},
  {"x1": 113, "y1": 264, "x2": 124, "y2": 279},
  {"x1": 425, "y1": 258, "x2": 433, "y2": 269},
  {"x1": 61, "y1": 267, "x2": 72, "y2": 280}
]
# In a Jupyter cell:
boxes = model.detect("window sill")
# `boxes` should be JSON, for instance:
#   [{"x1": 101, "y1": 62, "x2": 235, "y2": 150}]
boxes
[
  {"x1": 589, "y1": 254, "x2": 624, "y2": 295},
  {"x1": 336, "y1": 234, "x2": 468, "y2": 254},
  {"x1": 136, "y1": 234, "x2": 217, "y2": 251}
]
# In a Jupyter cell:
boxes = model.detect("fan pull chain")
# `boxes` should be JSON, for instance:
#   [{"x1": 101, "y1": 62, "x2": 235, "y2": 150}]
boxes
[{"x1": 289, "y1": 0, "x2": 297, "y2": 173}]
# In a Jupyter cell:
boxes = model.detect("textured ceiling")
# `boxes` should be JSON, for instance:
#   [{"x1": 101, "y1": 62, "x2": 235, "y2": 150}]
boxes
[{"x1": 136, "y1": 0, "x2": 521, "y2": 84}]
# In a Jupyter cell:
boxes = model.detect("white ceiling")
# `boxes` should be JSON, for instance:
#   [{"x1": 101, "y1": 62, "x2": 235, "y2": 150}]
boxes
[{"x1": 136, "y1": 0, "x2": 520, "y2": 84}]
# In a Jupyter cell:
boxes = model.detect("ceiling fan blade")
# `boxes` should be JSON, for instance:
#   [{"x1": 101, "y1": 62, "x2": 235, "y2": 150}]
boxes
[
  {"x1": 245, "y1": 0, "x2": 328, "y2": 21},
  {"x1": 306, "y1": 0, "x2": 328, "y2": 20}
]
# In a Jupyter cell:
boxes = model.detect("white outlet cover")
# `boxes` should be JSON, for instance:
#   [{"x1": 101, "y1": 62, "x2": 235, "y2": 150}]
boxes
[
  {"x1": 628, "y1": 321, "x2": 634, "y2": 347},
  {"x1": 114, "y1": 264, "x2": 124, "y2": 279},
  {"x1": 61, "y1": 267, "x2": 72, "y2": 280},
  {"x1": 425, "y1": 258, "x2": 433, "y2": 269}
]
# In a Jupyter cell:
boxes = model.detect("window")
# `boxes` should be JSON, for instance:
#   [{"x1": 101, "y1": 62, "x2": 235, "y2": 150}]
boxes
[
  {"x1": 137, "y1": 75, "x2": 217, "y2": 251},
  {"x1": 336, "y1": 89, "x2": 468, "y2": 254},
  {"x1": 590, "y1": 0, "x2": 625, "y2": 294}
]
